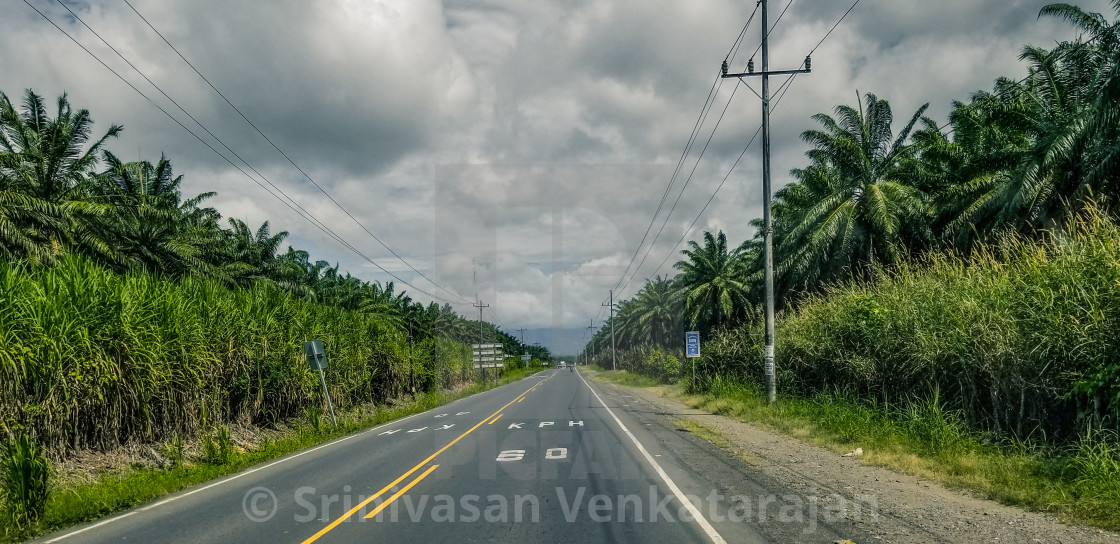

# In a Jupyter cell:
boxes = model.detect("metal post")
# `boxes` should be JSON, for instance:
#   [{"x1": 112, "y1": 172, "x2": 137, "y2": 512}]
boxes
[
  {"x1": 719, "y1": 0, "x2": 810, "y2": 404},
  {"x1": 603, "y1": 290, "x2": 616, "y2": 371},
  {"x1": 474, "y1": 300, "x2": 489, "y2": 381},
  {"x1": 586, "y1": 319, "x2": 594, "y2": 365},
  {"x1": 317, "y1": 366, "x2": 336, "y2": 428},
  {"x1": 408, "y1": 323, "x2": 415, "y2": 400},
  {"x1": 760, "y1": 0, "x2": 777, "y2": 404}
]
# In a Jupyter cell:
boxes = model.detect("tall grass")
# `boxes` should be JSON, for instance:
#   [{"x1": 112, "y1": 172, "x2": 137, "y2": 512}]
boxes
[
  {"x1": 697, "y1": 208, "x2": 1120, "y2": 442},
  {"x1": 0, "y1": 256, "x2": 480, "y2": 456},
  {"x1": 0, "y1": 432, "x2": 50, "y2": 529}
]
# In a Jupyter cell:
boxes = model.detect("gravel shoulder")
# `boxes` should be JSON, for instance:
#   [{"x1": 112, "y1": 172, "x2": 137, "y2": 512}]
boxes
[{"x1": 591, "y1": 373, "x2": 1119, "y2": 544}]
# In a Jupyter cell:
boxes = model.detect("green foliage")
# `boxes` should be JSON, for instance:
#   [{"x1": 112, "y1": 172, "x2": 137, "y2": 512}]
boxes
[
  {"x1": 201, "y1": 426, "x2": 234, "y2": 465},
  {"x1": 0, "y1": 431, "x2": 50, "y2": 530},
  {"x1": 698, "y1": 208, "x2": 1120, "y2": 441},
  {"x1": 161, "y1": 433, "x2": 184, "y2": 468},
  {"x1": 679, "y1": 379, "x2": 1120, "y2": 529},
  {"x1": 608, "y1": 345, "x2": 681, "y2": 384},
  {"x1": 0, "y1": 256, "x2": 489, "y2": 456}
]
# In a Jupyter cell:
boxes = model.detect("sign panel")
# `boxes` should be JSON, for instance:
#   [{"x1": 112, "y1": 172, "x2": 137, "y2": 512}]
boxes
[
  {"x1": 472, "y1": 363, "x2": 502, "y2": 369},
  {"x1": 521, "y1": 354, "x2": 531, "y2": 361},
  {"x1": 303, "y1": 340, "x2": 327, "y2": 369},
  {"x1": 471, "y1": 343, "x2": 502, "y2": 349},
  {"x1": 472, "y1": 356, "x2": 503, "y2": 362},
  {"x1": 685, "y1": 331, "x2": 701, "y2": 358}
]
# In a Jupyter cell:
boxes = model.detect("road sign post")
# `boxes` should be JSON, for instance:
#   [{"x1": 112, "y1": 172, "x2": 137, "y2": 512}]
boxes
[
  {"x1": 685, "y1": 331, "x2": 700, "y2": 389},
  {"x1": 472, "y1": 343, "x2": 503, "y2": 381},
  {"x1": 303, "y1": 340, "x2": 337, "y2": 428}
]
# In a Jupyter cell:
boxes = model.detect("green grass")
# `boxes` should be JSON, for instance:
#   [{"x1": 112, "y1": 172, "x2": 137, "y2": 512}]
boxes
[
  {"x1": 695, "y1": 208, "x2": 1120, "y2": 441},
  {"x1": 671, "y1": 419, "x2": 754, "y2": 466},
  {"x1": 611, "y1": 375, "x2": 1120, "y2": 531},
  {"x1": 1, "y1": 368, "x2": 541, "y2": 543},
  {"x1": 587, "y1": 367, "x2": 664, "y2": 388}
]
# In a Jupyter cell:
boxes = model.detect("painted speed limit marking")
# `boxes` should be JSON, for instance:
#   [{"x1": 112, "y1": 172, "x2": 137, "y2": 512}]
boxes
[{"x1": 497, "y1": 448, "x2": 569, "y2": 461}]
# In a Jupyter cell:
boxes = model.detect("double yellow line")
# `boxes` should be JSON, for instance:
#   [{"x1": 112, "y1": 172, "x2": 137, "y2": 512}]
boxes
[{"x1": 300, "y1": 375, "x2": 550, "y2": 543}]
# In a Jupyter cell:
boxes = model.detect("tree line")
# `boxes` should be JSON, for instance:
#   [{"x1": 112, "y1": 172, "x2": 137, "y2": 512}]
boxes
[
  {"x1": 586, "y1": 3, "x2": 1120, "y2": 359},
  {"x1": 0, "y1": 88, "x2": 544, "y2": 359}
]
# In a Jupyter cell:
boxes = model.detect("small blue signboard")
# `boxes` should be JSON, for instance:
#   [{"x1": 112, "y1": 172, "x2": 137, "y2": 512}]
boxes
[{"x1": 685, "y1": 331, "x2": 700, "y2": 358}]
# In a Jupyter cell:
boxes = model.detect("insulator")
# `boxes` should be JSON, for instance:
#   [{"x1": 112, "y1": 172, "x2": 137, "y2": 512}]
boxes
[
  {"x1": 805, "y1": 55, "x2": 812, "y2": 71},
  {"x1": 721, "y1": 60, "x2": 728, "y2": 76},
  {"x1": 748, "y1": 58, "x2": 755, "y2": 73}
]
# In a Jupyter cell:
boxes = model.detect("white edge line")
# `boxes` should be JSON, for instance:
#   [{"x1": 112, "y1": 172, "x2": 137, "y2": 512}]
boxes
[
  {"x1": 576, "y1": 370, "x2": 727, "y2": 544},
  {"x1": 43, "y1": 386, "x2": 489, "y2": 543}
]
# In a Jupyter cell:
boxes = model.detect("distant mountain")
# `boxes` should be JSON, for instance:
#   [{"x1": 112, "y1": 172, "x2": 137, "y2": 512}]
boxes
[{"x1": 502, "y1": 327, "x2": 599, "y2": 357}]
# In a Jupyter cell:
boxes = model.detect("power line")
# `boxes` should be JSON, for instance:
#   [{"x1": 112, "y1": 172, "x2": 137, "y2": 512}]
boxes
[
  {"x1": 50, "y1": 1, "x2": 344, "y2": 247},
  {"x1": 616, "y1": 82, "x2": 743, "y2": 297},
  {"x1": 636, "y1": 0, "x2": 858, "y2": 290},
  {"x1": 611, "y1": 3, "x2": 761, "y2": 294},
  {"x1": 26, "y1": 0, "x2": 460, "y2": 304},
  {"x1": 119, "y1": 0, "x2": 470, "y2": 304}
]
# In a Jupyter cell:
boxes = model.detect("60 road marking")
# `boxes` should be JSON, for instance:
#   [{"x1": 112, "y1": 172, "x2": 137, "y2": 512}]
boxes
[{"x1": 300, "y1": 374, "x2": 552, "y2": 543}]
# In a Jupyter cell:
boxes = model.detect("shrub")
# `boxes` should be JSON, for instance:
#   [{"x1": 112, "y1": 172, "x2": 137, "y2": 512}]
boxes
[{"x1": 0, "y1": 432, "x2": 50, "y2": 529}]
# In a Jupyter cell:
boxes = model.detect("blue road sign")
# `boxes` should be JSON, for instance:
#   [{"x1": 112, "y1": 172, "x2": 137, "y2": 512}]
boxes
[{"x1": 685, "y1": 331, "x2": 700, "y2": 358}]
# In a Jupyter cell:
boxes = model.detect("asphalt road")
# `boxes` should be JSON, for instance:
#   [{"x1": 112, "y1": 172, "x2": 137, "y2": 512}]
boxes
[{"x1": 37, "y1": 368, "x2": 859, "y2": 543}]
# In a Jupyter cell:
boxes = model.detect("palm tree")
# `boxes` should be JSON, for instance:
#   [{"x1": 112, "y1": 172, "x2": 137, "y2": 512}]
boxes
[
  {"x1": 674, "y1": 230, "x2": 752, "y2": 333},
  {"x1": 92, "y1": 152, "x2": 219, "y2": 275},
  {"x1": 771, "y1": 93, "x2": 930, "y2": 294},
  {"x1": 627, "y1": 276, "x2": 683, "y2": 347},
  {"x1": 0, "y1": 90, "x2": 121, "y2": 262}
]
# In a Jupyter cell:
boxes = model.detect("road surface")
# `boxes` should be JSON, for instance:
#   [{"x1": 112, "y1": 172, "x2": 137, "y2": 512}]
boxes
[{"x1": 38, "y1": 368, "x2": 864, "y2": 543}]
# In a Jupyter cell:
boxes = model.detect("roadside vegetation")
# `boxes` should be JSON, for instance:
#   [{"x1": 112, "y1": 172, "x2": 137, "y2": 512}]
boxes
[
  {"x1": 0, "y1": 80, "x2": 548, "y2": 538},
  {"x1": 1, "y1": 367, "x2": 541, "y2": 543},
  {"x1": 583, "y1": 2, "x2": 1120, "y2": 531}
]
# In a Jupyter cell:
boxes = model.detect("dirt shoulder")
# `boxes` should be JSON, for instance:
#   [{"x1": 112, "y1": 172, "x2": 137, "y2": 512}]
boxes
[{"x1": 590, "y1": 373, "x2": 1118, "y2": 544}]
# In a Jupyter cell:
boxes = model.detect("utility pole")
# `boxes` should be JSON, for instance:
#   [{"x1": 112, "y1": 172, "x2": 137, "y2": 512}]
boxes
[
  {"x1": 721, "y1": 0, "x2": 810, "y2": 404},
  {"x1": 586, "y1": 319, "x2": 594, "y2": 363},
  {"x1": 474, "y1": 300, "x2": 489, "y2": 381},
  {"x1": 408, "y1": 322, "x2": 415, "y2": 400},
  {"x1": 602, "y1": 290, "x2": 616, "y2": 371},
  {"x1": 517, "y1": 326, "x2": 528, "y2": 369}
]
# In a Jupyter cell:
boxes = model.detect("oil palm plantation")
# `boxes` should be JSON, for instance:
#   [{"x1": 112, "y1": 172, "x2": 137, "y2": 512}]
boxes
[
  {"x1": 92, "y1": 152, "x2": 221, "y2": 276},
  {"x1": 0, "y1": 90, "x2": 121, "y2": 263},
  {"x1": 673, "y1": 230, "x2": 752, "y2": 334},
  {"x1": 626, "y1": 276, "x2": 683, "y2": 347},
  {"x1": 771, "y1": 93, "x2": 930, "y2": 295}
]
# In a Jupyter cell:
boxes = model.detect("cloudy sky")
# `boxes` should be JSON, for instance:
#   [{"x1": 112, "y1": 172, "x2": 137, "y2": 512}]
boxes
[{"x1": 2, "y1": 0, "x2": 1111, "y2": 352}]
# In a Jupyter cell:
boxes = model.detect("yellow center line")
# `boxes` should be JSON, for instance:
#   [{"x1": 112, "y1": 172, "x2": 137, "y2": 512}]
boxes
[
  {"x1": 363, "y1": 464, "x2": 439, "y2": 519},
  {"x1": 517, "y1": 397, "x2": 524, "y2": 403},
  {"x1": 488, "y1": 413, "x2": 503, "y2": 425},
  {"x1": 299, "y1": 377, "x2": 549, "y2": 544}
]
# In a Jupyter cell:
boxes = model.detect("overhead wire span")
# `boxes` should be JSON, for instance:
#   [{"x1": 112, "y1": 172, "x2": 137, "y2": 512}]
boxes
[
  {"x1": 635, "y1": 0, "x2": 863, "y2": 287},
  {"x1": 26, "y1": 0, "x2": 459, "y2": 304},
  {"x1": 119, "y1": 0, "x2": 470, "y2": 304},
  {"x1": 611, "y1": 1, "x2": 761, "y2": 294}
]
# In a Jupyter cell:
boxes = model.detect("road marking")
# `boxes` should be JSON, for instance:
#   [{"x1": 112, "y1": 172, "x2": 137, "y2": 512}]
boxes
[
  {"x1": 43, "y1": 398, "x2": 440, "y2": 543},
  {"x1": 488, "y1": 413, "x2": 503, "y2": 425},
  {"x1": 301, "y1": 376, "x2": 551, "y2": 543},
  {"x1": 496, "y1": 450, "x2": 525, "y2": 462},
  {"x1": 362, "y1": 464, "x2": 439, "y2": 519},
  {"x1": 576, "y1": 372, "x2": 727, "y2": 544}
]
